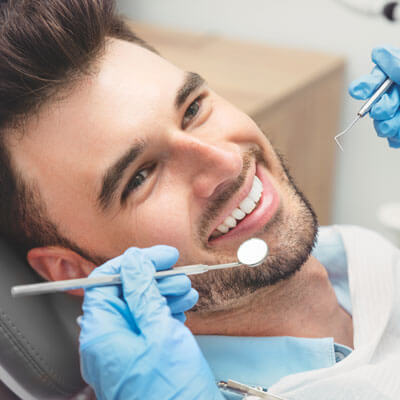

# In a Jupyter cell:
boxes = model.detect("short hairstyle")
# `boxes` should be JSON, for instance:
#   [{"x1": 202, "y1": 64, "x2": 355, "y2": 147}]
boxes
[{"x1": 0, "y1": 0, "x2": 155, "y2": 262}]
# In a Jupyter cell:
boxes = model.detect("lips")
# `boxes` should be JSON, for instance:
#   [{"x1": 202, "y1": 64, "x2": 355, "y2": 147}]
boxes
[{"x1": 208, "y1": 164, "x2": 279, "y2": 243}]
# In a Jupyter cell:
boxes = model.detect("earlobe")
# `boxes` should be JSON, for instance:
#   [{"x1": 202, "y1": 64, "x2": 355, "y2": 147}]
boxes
[{"x1": 27, "y1": 246, "x2": 96, "y2": 282}]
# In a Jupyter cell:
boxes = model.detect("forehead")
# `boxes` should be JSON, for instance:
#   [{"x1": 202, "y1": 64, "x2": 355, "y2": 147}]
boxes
[
  {"x1": 92, "y1": 38, "x2": 184, "y2": 121},
  {"x1": 10, "y1": 39, "x2": 183, "y2": 179},
  {"x1": 16, "y1": 38, "x2": 184, "y2": 145}
]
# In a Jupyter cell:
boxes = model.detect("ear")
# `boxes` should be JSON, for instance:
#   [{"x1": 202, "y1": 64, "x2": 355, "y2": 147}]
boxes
[{"x1": 27, "y1": 246, "x2": 96, "y2": 296}]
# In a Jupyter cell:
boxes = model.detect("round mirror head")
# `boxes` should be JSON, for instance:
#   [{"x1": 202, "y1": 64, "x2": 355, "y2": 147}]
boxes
[{"x1": 237, "y1": 238, "x2": 268, "y2": 267}]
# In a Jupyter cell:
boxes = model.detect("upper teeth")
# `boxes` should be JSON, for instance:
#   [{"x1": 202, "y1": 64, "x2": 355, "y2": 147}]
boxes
[{"x1": 215, "y1": 175, "x2": 263, "y2": 235}]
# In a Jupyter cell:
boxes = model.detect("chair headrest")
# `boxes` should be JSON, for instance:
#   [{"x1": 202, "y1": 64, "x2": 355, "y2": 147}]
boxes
[{"x1": 0, "y1": 239, "x2": 86, "y2": 399}]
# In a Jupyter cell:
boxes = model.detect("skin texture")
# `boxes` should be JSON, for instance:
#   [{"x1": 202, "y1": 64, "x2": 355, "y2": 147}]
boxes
[{"x1": 8, "y1": 39, "x2": 353, "y2": 347}]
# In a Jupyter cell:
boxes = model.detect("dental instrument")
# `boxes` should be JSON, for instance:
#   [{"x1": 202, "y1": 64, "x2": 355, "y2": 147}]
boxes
[
  {"x1": 218, "y1": 379, "x2": 286, "y2": 400},
  {"x1": 334, "y1": 77, "x2": 393, "y2": 151},
  {"x1": 11, "y1": 238, "x2": 268, "y2": 298}
]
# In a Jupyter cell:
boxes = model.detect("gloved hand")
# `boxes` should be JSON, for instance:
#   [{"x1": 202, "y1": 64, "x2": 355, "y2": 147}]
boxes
[
  {"x1": 349, "y1": 45, "x2": 400, "y2": 148},
  {"x1": 152, "y1": 246, "x2": 198, "y2": 323},
  {"x1": 79, "y1": 245, "x2": 224, "y2": 400}
]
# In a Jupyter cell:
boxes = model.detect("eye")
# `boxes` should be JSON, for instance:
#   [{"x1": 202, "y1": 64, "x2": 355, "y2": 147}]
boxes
[
  {"x1": 182, "y1": 96, "x2": 202, "y2": 129},
  {"x1": 121, "y1": 165, "x2": 154, "y2": 202}
]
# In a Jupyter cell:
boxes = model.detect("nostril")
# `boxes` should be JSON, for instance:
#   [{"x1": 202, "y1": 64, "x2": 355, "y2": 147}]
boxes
[{"x1": 209, "y1": 179, "x2": 240, "y2": 201}]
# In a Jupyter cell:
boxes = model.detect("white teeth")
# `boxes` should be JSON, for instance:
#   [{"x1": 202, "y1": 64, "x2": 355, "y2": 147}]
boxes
[
  {"x1": 232, "y1": 208, "x2": 246, "y2": 220},
  {"x1": 249, "y1": 185, "x2": 261, "y2": 203},
  {"x1": 224, "y1": 216, "x2": 237, "y2": 228},
  {"x1": 217, "y1": 224, "x2": 229, "y2": 233},
  {"x1": 239, "y1": 197, "x2": 256, "y2": 214},
  {"x1": 254, "y1": 175, "x2": 262, "y2": 189},
  {"x1": 211, "y1": 174, "x2": 265, "y2": 238}
]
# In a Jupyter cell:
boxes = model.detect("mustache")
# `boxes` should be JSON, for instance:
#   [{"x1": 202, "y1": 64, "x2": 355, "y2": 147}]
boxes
[{"x1": 198, "y1": 147, "x2": 267, "y2": 245}]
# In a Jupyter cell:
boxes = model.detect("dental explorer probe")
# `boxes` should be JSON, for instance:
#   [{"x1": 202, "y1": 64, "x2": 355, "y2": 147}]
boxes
[
  {"x1": 334, "y1": 77, "x2": 393, "y2": 151},
  {"x1": 11, "y1": 238, "x2": 268, "y2": 298}
]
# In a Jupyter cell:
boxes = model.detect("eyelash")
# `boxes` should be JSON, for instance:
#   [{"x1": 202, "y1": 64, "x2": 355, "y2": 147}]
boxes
[
  {"x1": 121, "y1": 164, "x2": 155, "y2": 202},
  {"x1": 182, "y1": 95, "x2": 203, "y2": 129}
]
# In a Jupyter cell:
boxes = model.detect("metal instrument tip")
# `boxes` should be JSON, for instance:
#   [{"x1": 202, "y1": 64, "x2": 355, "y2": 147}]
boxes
[{"x1": 334, "y1": 115, "x2": 360, "y2": 152}]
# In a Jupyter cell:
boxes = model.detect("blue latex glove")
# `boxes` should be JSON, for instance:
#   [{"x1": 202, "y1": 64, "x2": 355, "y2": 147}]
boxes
[
  {"x1": 79, "y1": 245, "x2": 224, "y2": 400},
  {"x1": 349, "y1": 45, "x2": 400, "y2": 148},
  {"x1": 155, "y1": 248, "x2": 198, "y2": 323}
]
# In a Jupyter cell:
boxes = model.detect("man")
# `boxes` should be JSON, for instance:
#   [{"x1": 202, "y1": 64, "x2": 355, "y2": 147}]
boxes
[{"x1": 0, "y1": 1, "x2": 399, "y2": 399}]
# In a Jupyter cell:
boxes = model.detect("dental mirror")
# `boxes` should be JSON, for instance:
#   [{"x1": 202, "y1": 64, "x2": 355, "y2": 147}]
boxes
[
  {"x1": 11, "y1": 238, "x2": 269, "y2": 297},
  {"x1": 237, "y1": 237, "x2": 268, "y2": 267}
]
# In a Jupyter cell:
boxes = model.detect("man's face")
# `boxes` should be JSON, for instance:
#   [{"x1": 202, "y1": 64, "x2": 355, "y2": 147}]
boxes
[{"x1": 10, "y1": 39, "x2": 317, "y2": 310}]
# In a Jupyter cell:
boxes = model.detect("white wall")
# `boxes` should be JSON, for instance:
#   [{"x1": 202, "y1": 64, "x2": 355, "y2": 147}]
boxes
[{"x1": 117, "y1": 0, "x2": 400, "y2": 237}]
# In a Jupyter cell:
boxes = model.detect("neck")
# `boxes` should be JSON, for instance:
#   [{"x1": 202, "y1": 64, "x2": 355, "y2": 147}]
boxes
[{"x1": 186, "y1": 256, "x2": 354, "y2": 348}]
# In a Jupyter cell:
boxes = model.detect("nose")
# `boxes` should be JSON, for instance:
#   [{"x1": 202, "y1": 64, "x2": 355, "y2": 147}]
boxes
[{"x1": 171, "y1": 135, "x2": 243, "y2": 199}]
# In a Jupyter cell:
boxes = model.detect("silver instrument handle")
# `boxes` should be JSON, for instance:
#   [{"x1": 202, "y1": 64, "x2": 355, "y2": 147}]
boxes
[
  {"x1": 218, "y1": 379, "x2": 286, "y2": 399},
  {"x1": 11, "y1": 264, "x2": 210, "y2": 297},
  {"x1": 358, "y1": 78, "x2": 393, "y2": 117}
]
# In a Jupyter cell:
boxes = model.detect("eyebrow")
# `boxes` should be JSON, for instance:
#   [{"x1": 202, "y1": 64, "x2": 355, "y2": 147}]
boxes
[
  {"x1": 97, "y1": 140, "x2": 146, "y2": 210},
  {"x1": 175, "y1": 71, "x2": 205, "y2": 110}
]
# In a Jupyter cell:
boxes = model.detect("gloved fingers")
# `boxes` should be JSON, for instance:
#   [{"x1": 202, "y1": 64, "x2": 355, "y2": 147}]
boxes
[
  {"x1": 388, "y1": 136, "x2": 400, "y2": 148},
  {"x1": 172, "y1": 312, "x2": 187, "y2": 323},
  {"x1": 370, "y1": 85, "x2": 400, "y2": 120},
  {"x1": 80, "y1": 255, "x2": 130, "y2": 345},
  {"x1": 157, "y1": 274, "x2": 192, "y2": 296},
  {"x1": 84, "y1": 254, "x2": 125, "y2": 298},
  {"x1": 141, "y1": 245, "x2": 179, "y2": 271},
  {"x1": 121, "y1": 247, "x2": 171, "y2": 332},
  {"x1": 165, "y1": 288, "x2": 199, "y2": 315},
  {"x1": 374, "y1": 109, "x2": 400, "y2": 137},
  {"x1": 81, "y1": 246, "x2": 164, "y2": 344},
  {"x1": 349, "y1": 66, "x2": 386, "y2": 100},
  {"x1": 372, "y1": 45, "x2": 400, "y2": 84}
]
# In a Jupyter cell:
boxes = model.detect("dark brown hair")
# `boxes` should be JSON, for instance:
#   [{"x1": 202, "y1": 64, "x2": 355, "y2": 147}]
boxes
[{"x1": 0, "y1": 0, "x2": 154, "y2": 262}]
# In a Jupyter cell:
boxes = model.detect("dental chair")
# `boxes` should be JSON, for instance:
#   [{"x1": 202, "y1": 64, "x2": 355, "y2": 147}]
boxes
[{"x1": 0, "y1": 238, "x2": 86, "y2": 399}]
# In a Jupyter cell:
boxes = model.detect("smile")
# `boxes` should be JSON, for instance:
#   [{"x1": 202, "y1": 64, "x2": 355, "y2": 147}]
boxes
[
  {"x1": 209, "y1": 175, "x2": 263, "y2": 240},
  {"x1": 208, "y1": 164, "x2": 280, "y2": 243}
]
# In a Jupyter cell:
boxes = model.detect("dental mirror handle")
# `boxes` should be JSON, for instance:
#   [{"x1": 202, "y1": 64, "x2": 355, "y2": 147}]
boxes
[
  {"x1": 358, "y1": 77, "x2": 393, "y2": 117},
  {"x1": 10, "y1": 262, "x2": 241, "y2": 298},
  {"x1": 11, "y1": 238, "x2": 268, "y2": 298}
]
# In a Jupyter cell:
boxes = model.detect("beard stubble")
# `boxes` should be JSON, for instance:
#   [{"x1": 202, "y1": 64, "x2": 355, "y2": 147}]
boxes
[{"x1": 190, "y1": 149, "x2": 318, "y2": 313}]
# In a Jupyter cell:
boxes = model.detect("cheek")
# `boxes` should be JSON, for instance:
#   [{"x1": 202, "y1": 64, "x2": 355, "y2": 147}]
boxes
[{"x1": 133, "y1": 198, "x2": 193, "y2": 250}]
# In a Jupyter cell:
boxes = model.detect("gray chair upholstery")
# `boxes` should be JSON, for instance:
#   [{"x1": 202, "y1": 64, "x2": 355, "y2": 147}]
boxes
[{"x1": 0, "y1": 239, "x2": 86, "y2": 399}]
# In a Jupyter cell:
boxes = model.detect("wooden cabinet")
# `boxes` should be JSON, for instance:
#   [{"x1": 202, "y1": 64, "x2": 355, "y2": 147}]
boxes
[{"x1": 130, "y1": 22, "x2": 345, "y2": 224}]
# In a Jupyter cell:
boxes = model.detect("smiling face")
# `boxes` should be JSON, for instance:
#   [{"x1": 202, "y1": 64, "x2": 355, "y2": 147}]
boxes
[{"x1": 9, "y1": 38, "x2": 317, "y2": 311}]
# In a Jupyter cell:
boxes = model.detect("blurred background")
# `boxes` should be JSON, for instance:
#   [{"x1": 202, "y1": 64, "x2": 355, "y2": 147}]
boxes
[{"x1": 117, "y1": 0, "x2": 400, "y2": 243}]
